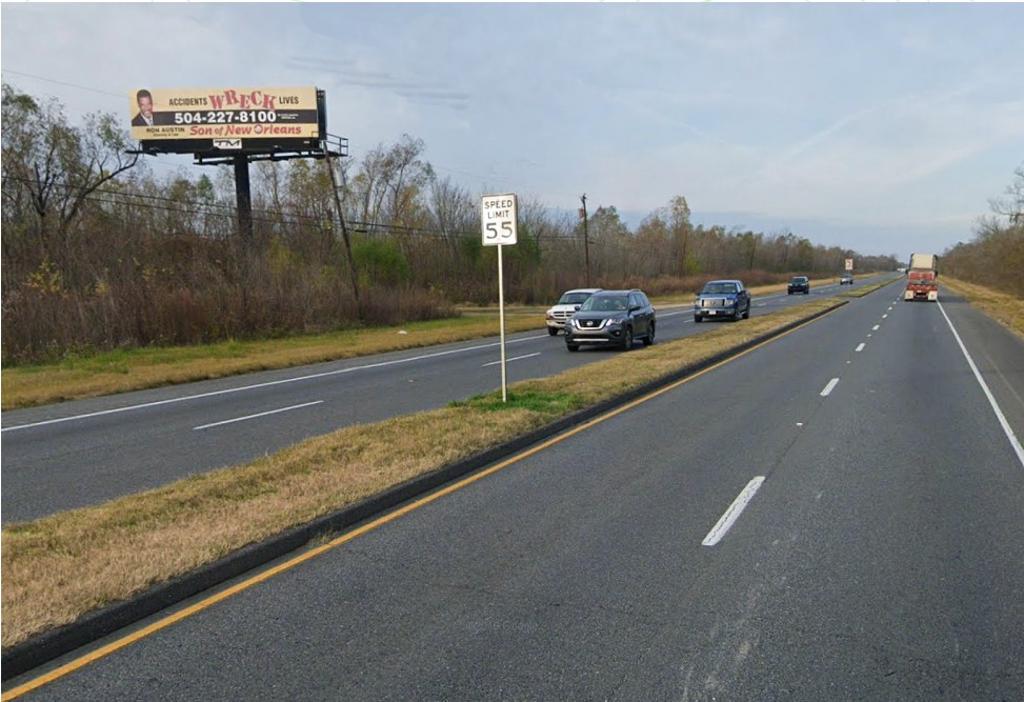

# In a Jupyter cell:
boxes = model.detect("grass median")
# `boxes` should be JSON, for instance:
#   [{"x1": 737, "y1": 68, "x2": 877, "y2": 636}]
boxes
[
  {"x1": 942, "y1": 277, "x2": 1024, "y2": 340},
  {"x1": 1, "y1": 295, "x2": 846, "y2": 649},
  {"x1": 837, "y1": 279, "x2": 891, "y2": 298}
]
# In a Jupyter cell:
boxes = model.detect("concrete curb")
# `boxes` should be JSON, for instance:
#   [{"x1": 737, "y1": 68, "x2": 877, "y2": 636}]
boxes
[{"x1": 2, "y1": 299, "x2": 849, "y2": 680}]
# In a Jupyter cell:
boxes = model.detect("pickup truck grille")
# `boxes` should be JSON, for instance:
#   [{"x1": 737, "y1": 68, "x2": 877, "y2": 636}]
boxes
[
  {"x1": 701, "y1": 298, "x2": 726, "y2": 308},
  {"x1": 551, "y1": 310, "x2": 571, "y2": 319}
]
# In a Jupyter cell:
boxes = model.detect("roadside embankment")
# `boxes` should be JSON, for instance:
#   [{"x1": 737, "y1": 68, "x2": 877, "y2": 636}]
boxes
[{"x1": 942, "y1": 277, "x2": 1024, "y2": 340}]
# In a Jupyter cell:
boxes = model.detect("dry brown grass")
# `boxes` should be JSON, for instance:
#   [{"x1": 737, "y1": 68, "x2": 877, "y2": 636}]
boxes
[
  {"x1": 942, "y1": 277, "x2": 1024, "y2": 340},
  {"x1": 1, "y1": 296, "x2": 844, "y2": 648},
  {"x1": 1, "y1": 314, "x2": 545, "y2": 410}
]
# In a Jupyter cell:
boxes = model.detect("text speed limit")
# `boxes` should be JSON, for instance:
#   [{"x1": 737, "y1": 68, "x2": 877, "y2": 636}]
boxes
[{"x1": 481, "y1": 194, "x2": 518, "y2": 246}]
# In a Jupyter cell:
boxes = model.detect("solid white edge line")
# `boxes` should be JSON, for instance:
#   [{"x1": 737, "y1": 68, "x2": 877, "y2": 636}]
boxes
[
  {"x1": 702, "y1": 476, "x2": 766, "y2": 546},
  {"x1": 481, "y1": 352, "x2": 541, "y2": 367},
  {"x1": 855, "y1": 343, "x2": 866, "y2": 352},
  {"x1": 2, "y1": 334, "x2": 551, "y2": 433},
  {"x1": 937, "y1": 301, "x2": 1024, "y2": 469},
  {"x1": 192, "y1": 400, "x2": 324, "y2": 431},
  {"x1": 820, "y1": 377, "x2": 840, "y2": 396}
]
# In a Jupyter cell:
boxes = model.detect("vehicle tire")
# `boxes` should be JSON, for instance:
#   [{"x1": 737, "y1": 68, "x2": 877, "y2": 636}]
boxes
[
  {"x1": 643, "y1": 323, "x2": 655, "y2": 346},
  {"x1": 788, "y1": 291, "x2": 792, "y2": 295},
  {"x1": 805, "y1": 290, "x2": 810, "y2": 295},
  {"x1": 548, "y1": 327, "x2": 559, "y2": 336},
  {"x1": 742, "y1": 306, "x2": 750, "y2": 320},
  {"x1": 694, "y1": 315, "x2": 702, "y2": 323},
  {"x1": 566, "y1": 343, "x2": 579, "y2": 352},
  {"x1": 621, "y1": 327, "x2": 633, "y2": 350}
]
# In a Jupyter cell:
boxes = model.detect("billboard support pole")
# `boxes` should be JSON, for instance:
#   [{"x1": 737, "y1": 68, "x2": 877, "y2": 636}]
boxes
[{"x1": 233, "y1": 155, "x2": 253, "y2": 239}]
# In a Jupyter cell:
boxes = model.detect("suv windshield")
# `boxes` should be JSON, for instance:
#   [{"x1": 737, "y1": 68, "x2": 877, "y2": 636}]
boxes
[
  {"x1": 791, "y1": 277, "x2": 808, "y2": 283},
  {"x1": 580, "y1": 294, "x2": 629, "y2": 312},
  {"x1": 702, "y1": 283, "x2": 738, "y2": 294},
  {"x1": 557, "y1": 292, "x2": 593, "y2": 305}
]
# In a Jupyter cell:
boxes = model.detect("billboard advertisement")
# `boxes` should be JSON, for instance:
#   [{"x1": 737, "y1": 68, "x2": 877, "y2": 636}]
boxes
[{"x1": 129, "y1": 86, "x2": 322, "y2": 154}]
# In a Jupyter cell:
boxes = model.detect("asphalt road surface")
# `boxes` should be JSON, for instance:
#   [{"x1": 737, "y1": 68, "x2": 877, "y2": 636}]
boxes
[
  {"x1": 1, "y1": 275, "x2": 894, "y2": 522},
  {"x1": 6, "y1": 279, "x2": 1023, "y2": 700}
]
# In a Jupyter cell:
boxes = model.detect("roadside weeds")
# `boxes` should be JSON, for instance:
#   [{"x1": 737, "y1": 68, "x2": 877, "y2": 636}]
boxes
[{"x1": 942, "y1": 277, "x2": 1024, "y2": 340}]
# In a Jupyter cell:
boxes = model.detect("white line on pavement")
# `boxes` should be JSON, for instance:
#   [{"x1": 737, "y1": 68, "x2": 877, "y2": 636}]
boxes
[
  {"x1": 937, "y1": 302, "x2": 1024, "y2": 469},
  {"x1": 820, "y1": 378, "x2": 840, "y2": 396},
  {"x1": 702, "y1": 476, "x2": 766, "y2": 546},
  {"x1": 192, "y1": 401, "x2": 324, "y2": 431},
  {"x1": 855, "y1": 343, "x2": 866, "y2": 352},
  {"x1": 882, "y1": 314, "x2": 888, "y2": 319},
  {"x1": 872, "y1": 324, "x2": 880, "y2": 331},
  {"x1": 2, "y1": 334, "x2": 552, "y2": 433},
  {"x1": 482, "y1": 352, "x2": 541, "y2": 367}
]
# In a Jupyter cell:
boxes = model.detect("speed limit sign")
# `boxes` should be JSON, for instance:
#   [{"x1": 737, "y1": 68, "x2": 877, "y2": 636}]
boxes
[{"x1": 481, "y1": 194, "x2": 518, "y2": 246}]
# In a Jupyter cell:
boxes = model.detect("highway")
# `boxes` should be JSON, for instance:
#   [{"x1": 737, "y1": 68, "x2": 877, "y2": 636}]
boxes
[
  {"x1": 0, "y1": 275, "x2": 892, "y2": 522},
  {"x1": 5, "y1": 281, "x2": 1022, "y2": 700}
]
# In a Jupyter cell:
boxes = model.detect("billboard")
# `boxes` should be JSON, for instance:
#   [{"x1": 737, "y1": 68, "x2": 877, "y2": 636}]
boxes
[{"x1": 129, "y1": 86, "x2": 323, "y2": 155}]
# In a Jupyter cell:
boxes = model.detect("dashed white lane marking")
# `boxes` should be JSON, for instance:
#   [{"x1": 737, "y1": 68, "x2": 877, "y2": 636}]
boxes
[
  {"x1": 938, "y1": 302, "x2": 1024, "y2": 470},
  {"x1": 702, "y1": 476, "x2": 766, "y2": 546},
  {"x1": 855, "y1": 343, "x2": 866, "y2": 352},
  {"x1": 193, "y1": 400, "x2": 324, "y2": 431},
  {"x1": 482, "y1": 352, "x2": 541, "y2": 367},
  {"x1": 872, "y1": 324, "x2": 880, "y2": 331},
  {"x1": 883, "y1": 314, "x2": 888, "y2": 319},
  {"x1": 820, "y1": 378, "x2": 840, "y2": 397},
  {"x1": 2, "y1": 335, "x2": 552, "y2": 433}
]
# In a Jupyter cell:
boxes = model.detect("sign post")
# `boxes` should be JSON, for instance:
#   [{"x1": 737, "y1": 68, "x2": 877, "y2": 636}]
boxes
[{"x1": 481, "y1": 193, "x2": 518, "y2": 402}]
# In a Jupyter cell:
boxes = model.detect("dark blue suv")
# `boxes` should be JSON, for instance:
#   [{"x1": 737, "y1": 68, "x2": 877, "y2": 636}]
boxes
[{"x1": 694, "y1": 280, "x2": 751, "y2": 322}]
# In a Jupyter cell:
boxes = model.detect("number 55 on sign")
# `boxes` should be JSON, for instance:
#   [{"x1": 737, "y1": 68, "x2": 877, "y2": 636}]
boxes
[{"x1": 481, "y1": 194, "x2": 518, "y2": 246}]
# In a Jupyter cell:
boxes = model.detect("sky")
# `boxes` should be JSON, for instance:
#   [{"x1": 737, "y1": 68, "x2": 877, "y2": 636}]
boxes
[{"x1": 3, "y1": 2, "x2": 1023, "y2": 257}]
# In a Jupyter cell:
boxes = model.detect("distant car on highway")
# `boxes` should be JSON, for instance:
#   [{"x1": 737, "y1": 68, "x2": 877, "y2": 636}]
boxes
[
  {"x1": 787, "y1": 276, "x2": 810, "y2": 295},
  {"x1": 565, "y1": 289, "x2": 655, "y2": 351},
  {"x1": 694, "y1": 280, "x2": 750, "y2": 322},
  {"x1": 840, "y1": 272, "x2": 854, "y2": 285},
  {"x1": 545, "y1": 288, "x2": 601, "y2": 335}
]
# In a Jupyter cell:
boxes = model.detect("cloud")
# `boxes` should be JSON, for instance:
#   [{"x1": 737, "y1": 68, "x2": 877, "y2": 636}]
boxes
[{"x1": 286, "y1": 56, "x2": 470, "y2": 112}]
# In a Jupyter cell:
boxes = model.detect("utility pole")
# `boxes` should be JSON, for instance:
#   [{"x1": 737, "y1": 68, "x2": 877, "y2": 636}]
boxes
[
  {"x1": 323, "y1": 151, "x2": 362, "y2": 315},
  {"x1": 580, "y1": 193, "x2": 591, "y2": 287}
]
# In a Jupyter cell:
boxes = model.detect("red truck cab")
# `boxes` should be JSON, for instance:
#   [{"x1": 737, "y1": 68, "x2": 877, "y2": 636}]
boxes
[
  {"x1": 904, "y1": 253, "x2": 939, "y2": 301},
  {"x1": 905, "y1": 270, "x2": 938, "y2": 301}
]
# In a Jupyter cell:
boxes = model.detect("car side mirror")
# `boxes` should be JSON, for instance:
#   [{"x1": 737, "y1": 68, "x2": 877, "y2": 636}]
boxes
[
  {"x1": 574, "y1": 305, "x2": 581, "y2": 311},
  {"x1": 629, "y1": 305, "x2": 641, "y2": 313}
]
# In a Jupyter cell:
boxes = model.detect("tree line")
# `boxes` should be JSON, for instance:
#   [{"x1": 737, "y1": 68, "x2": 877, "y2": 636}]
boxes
[
  {"x1": 942, "y1": 164, "x2": 1024, "y2": 297},
  {"x1": 1, "y1": 84, "x2": 897, "y2": 362}
]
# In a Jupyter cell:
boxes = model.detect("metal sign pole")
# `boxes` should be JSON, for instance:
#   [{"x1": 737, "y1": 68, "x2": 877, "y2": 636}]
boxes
[{"x1": 497, "y1": 243, "x2": 507, "y2": 402}]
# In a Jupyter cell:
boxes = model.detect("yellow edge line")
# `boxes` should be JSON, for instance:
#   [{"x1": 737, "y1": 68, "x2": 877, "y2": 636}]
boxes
[{"x1": 2, "y1": 301, "x2": 846, "y2": 700}]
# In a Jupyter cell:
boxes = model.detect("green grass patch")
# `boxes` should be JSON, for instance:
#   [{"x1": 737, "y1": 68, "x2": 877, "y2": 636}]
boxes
[{"x1": 452, "y1": 389, "x2": 586, "y2": 415}]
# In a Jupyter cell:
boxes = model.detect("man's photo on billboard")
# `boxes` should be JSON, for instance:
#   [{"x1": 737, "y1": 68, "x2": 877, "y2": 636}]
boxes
[{"x1": 132, "y1": 89, "x2": 154, "y2": 127}]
